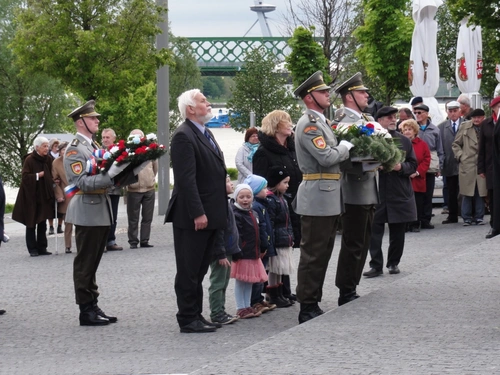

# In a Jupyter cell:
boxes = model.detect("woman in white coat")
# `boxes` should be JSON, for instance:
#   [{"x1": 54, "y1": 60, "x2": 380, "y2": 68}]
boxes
[{"x1": 235, "y1": 127, "x2": 259, "y2": 183}]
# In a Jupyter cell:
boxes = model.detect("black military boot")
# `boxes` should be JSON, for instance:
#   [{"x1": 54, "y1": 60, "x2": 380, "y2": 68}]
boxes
[
  {"x1": 298, "y1": 303, "x2": 324, "y2": 324},
  {"x1": 267, "y1": 285, "x2": 292, "y2": 308},
  {"x1": 92, "y1": 300, "x2": 117, "y2": 323},
  {"x1": 79, "y1": 303, "x2": 110, "y2": 326}
]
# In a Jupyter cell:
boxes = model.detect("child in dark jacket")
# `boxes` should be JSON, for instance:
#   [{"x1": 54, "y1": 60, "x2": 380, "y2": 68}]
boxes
[
  {"x1": 231, "y1": 183, "x2": 268, "y2": 319},
  {"x1": 208, "y1": 176, "x2": 241, "y2": 325},
  {"x1": 244, "y1": 174, "x2": 277, "y2": 314},
  {"x1": 265, "y1": 166, "x2": 295, "y2": 307}
]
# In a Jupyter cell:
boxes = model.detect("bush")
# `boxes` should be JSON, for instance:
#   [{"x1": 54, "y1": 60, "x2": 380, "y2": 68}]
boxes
[
  {"x1": 227, "y1": 167, "x2": 238, "y2": 180},
  {"x1": 5, "y1": 203, "x2": 14, "y2": 214}
]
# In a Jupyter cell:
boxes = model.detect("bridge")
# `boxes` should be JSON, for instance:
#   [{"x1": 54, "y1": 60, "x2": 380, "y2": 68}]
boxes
[{"x1": 187, "y1": 37, "x2": 291, "y2": 76}]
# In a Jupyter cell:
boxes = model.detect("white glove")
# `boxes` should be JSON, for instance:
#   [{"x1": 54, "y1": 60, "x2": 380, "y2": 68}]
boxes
[
  {"x1": 339, "y1": 140, "x2": 354, "y2": 150},
  {"x1": 108, "y1": 162, "x2": 131, "y2": 178},
  {"x1": 133, "y1": 161, "x2": 150, "y2": 176}
]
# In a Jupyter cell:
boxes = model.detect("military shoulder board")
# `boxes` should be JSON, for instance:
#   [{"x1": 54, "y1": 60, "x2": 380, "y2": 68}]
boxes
[
  {"x1": 71, "y1": 138, "x2": 80, "y2": 147},
  {"x1": 332, "y1": 113, "x2": 346, "y2": 124},
  {"x1": 308, "y1": 114, "x2": 317, "y2": 123}
]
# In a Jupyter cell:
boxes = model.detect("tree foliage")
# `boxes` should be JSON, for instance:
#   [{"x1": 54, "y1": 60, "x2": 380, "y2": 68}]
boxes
[
  {"x1": 0, "y1": 0, "x2": 74, "y2": 187},
  {"x1": 12, "y1": 0, "x2": 173, "y2": 101},
  {"x1": 282, "y1": 0, "x2": 358, "y2": 84},
  {"x1": 285, "y1": 26, "x2": 331, "y2": 89},
  {"x1": 436, "y1": 3, "x2": 459, "y2": 88},
  {"x1": 227, "y1": 48, "x2": 301, "y2": 131},
  {"x1": 354, "y1": 0, "x2": 414, "y2": 105}
]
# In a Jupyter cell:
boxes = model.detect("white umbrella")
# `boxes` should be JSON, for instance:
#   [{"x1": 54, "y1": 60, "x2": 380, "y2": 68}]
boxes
[
  {"x1": 494, "y1": 64, "x2": 500, "y2": 98},
  {"x1": 409, "y1": 0, "x2": 444, "y2": 124},
  {"x1": 455, "y1": 17, "x2": 483, "y2": 109}
]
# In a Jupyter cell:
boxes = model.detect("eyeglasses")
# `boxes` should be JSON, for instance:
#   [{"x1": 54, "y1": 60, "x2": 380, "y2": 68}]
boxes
[{"x1": 413, "y1": 111, "x2": 425, "y2": 115}]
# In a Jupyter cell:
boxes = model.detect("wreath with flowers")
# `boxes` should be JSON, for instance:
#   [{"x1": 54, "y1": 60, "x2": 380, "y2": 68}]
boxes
[
  {"x1": 86, "y1": 133, "x2": 166, "y2": 175},
  {"x1": 332, "y1": 122, "x2": 404, "y2": 171}
]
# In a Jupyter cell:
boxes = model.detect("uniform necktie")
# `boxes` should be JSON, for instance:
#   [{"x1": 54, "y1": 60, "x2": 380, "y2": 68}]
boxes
[
  {"x1": 452, "y1": 122, "x2": 457, "y2": 134},
  {"x1": 204, "y1": 129, "x2": 218, "y2": 153}
]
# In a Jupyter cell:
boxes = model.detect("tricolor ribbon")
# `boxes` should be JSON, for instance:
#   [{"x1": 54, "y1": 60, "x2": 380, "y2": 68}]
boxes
[{"x1": 64, "y1": 184, "x2": 79, "y2": 198}]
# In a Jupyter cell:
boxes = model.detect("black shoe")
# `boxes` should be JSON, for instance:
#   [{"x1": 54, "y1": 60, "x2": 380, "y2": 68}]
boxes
[
  {"x1": 140, "y1": 242, "x2": 154, "y2": 248},
  {"x1": 409, "y1": 226, "x2": 420, "y2": 232},
  {"x1": 180, "y1": 319, "x2": 217, "y2": 333},
  {"x1": 298, "y1": 303, "x2": 324, "y2": 324},
  {"x1": 93, "y1": 302, "x2": 117, "y2": 323},
  {"x1": 65, "y1": 247, "x2": 72, "y2": 254},
  {"x1": 49, "y1": 226, "x2": 55, "y2": 235},
  {"x1": 199, "y1": 315, "x2": 222, "y2": 328},
  {"x1": 338, "y1": 291, "x2": 360, "y2": 306},
  {"x1": 57, "y1": 226, "x2": 63, "y2": 234},
  {"x1": 29, "y1": 250, "x2": 39, "y2": 257},
  {"x1": 79, "y1": 304, "x2": 110, "y2": 326},
  {"x1": 38, "y1": 250, "x2": 52, "y2": 256},
  {"x1": 363, "y1": 268, "x2": 383, "y2": 278},
  {"x1": 442, "y1": 217, "x2": 458, "y2": 224},
  {"x1": 420, "y1": 222, "x2": 434, "y2": 229},
  {"x1": 130, "y1": 244, "x2": 138, "y2": 249},
  {"x1": 486, "y1": 228, "x2": 500, "y2": 239},
  {"x1": 106, "y1": 244, "x2": 123, "y2": 251},
  {"x1": 388, "y1": 265, "x2": 400, "y2": 274},
  {"x1": 0, "y1": 309, "x2": 5, "y2": 315}
]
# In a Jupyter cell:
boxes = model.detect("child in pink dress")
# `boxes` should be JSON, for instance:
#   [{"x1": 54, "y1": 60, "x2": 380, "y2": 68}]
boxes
[{"x1": 230, "y1": 184, "x2": 269, "y2": 319}]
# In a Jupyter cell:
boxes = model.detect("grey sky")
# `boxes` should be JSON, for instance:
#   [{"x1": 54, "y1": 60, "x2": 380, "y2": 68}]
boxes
[{"x1": 169, "y1": 0, "x2": 291, "y2": 37}]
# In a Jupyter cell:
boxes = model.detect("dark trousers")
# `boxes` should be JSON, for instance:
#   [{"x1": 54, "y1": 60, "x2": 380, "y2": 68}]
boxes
[
  {"x1": 487, "y1": 189, "x2": 495, "y2": 228},
  {"x1": 107, "y1": 195, "x2": 120, "y2": 245},
  {"x1": 74, "y1": 225, "x2": 109, "y2": 305},
  {"x1": 336, "y1": 204, "x2": 375, "y2": 294},
  {"x1": 296, "y1": 215, "x2": 339, "y2": 304},
  {"x1": 25, "y1": 220, "x2": 48, "y2": 253},
  {"x1": 422, "y1": 173, "x2": 436, "y2": 224},
  {"x1": 369, "y1": 222, "x2": 406, "y2": 271},
  {"x1": 127, "y1": 190, "x2": 155, "y2": 245},
  {"x1": 251, "y1": 256, "x2": 268, "y2": 305},
  {"x1": 173, "y1": 226, "x2": 216, "y2": 327},
  {"x1": 414, "y1": 192, "x2": 425, "y2": 225},
  {"x1": 445, "y1": 175, "x2": 459, "y2": 220}
]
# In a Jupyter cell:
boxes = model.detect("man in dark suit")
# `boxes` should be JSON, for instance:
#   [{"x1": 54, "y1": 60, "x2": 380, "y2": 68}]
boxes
[
  {"x1": 438, "y1": 101, "x2": 463, "y2": 224},
  {"x1": 165, "y1": 89, "x2": 228, "y2": 333},
  {"x1": 484, "y1": 96, "x2": 500, "y2": 238}
]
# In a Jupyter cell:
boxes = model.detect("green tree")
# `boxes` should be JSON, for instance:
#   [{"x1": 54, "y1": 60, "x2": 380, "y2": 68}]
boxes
[
  {"x1": 285, "y1": 26, "x2": 331, "y2": 89},
  {"x1": 0, "y1": 0, "x2": 74, "y2": 187},
  {"x1": 202, "y1": 77, "x2": 223, "y2": 99},
  {"x1": 354, "y1": 0, "x2": 414, "y2": 105},
  {"x1": 12, "y1": 0, "x2": 173, "y2": 101},
  {"x1": 227, "y1": 48, "x2": 301, "y2": 131},
  {"x1": 436, "y1": 3, "x2": 459, "y2": 88}
]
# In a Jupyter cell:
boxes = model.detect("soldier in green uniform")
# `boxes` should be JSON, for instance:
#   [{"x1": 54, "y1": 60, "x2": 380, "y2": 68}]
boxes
[
  {"x1": 332, "y1": 73, "x2": 380, "y2": 306},
  {"x1": 64, "y1": 100, "x2": 135, "y2": 326},
  {"x1": 292, "y1": 71, "x2": 353, "y2": 324}
]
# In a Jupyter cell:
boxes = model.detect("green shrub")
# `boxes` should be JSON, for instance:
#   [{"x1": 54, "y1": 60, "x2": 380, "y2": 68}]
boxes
[
  {"x1": 227, "y1": 167, "x2": 238, "y2": 180},
  {"x1": 5, "y1": 203, "x2": 14, "y2": 214}
]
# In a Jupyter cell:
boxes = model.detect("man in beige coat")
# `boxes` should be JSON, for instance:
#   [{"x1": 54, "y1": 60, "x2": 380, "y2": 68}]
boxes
[
  {"x1": 126, "y1": 129, "x2": 158, "y2": 249},
  {"x1": 452, "y1": 108, "x2": 487, "y2": 225}
]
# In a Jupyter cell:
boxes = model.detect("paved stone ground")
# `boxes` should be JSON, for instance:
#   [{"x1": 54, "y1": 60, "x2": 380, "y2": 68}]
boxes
[{"x1": 1, "y1": 197, "x2": 499, "y2": 375}]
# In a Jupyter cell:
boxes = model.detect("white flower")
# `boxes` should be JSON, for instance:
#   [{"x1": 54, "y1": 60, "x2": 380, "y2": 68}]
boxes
[
  {"x1": 110, "y1": 146, "x2": 120, "y2": 154},
  {"x1": 128, "y1": 134, "x2": 141, "y2": 144},
  {"x1": 367, "y1": 122, "x2": 392, "y2": 139},
  {"x1": 146, "y1": 133, "x2": 157, "y2": 140}
]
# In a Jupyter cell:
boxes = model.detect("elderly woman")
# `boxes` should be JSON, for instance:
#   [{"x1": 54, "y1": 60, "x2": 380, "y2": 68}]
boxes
[
  {"x1": 235, "y1": 127, "x2": 259, "y2": 183},
  {"x1": 401, "y1": 119, "x2": 430, "y2": 232},
  {"x1": 12, "y1": 136, "x2": 55, "y2": 256},
  {"x1": 52, "y1": 141, "x2": 73, "y2": 253},
  {"x1": 47, "y1": 138, "x2": 60, "y2": 234},
  {"x1": 253, "y1": 109, "x2": 303, "y2": 302}
]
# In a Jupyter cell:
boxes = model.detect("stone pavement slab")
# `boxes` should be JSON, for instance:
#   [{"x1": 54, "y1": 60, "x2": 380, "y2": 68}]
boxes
[{"x1": 1, "y1": 201, "x2": 498, "y2": 375}]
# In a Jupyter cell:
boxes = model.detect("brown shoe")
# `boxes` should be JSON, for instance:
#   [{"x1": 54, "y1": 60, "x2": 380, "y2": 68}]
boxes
[
  {"x1": 106, "y1": 244, "x2": 123, "y2": 251},
  {"x1": 252, "y1": 302, "x2": 270, "y2": 314}
]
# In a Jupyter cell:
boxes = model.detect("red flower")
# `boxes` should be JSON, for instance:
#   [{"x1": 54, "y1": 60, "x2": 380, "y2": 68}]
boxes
[
  {"x1": 118, "y1": 140, "x2": 126, "y2": 149},
  {"x1": 366, "y1": 123, "x2": 375, "y2": 129},
  {"x1": 135, "y1": 146, "x2": 148, "y2": 155},
  {"x1": 149, "y1": 143, "x2": 158, "y2": 150}
]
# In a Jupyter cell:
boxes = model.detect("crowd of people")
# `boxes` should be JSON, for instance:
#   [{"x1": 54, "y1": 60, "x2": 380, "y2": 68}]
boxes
[{"x1": 2, "y1": 76, "x2": 499, "y2": 330}]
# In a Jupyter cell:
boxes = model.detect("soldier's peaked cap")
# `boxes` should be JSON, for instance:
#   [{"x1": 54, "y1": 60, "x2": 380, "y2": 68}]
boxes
[
  {"x1": 293, "y1": 71, "x2": 331, "y2": 99},
  {"x1": 334, "y1": 72, "x2": 369, "y2": 95},
  {"x1": 67, "y1": 100, "x2": 101, "y2": 121}
]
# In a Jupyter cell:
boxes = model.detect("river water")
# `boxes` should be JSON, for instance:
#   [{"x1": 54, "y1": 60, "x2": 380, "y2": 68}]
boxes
[{"x1": 4, "y1": 127, "x2": 247, "y2": 204}]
